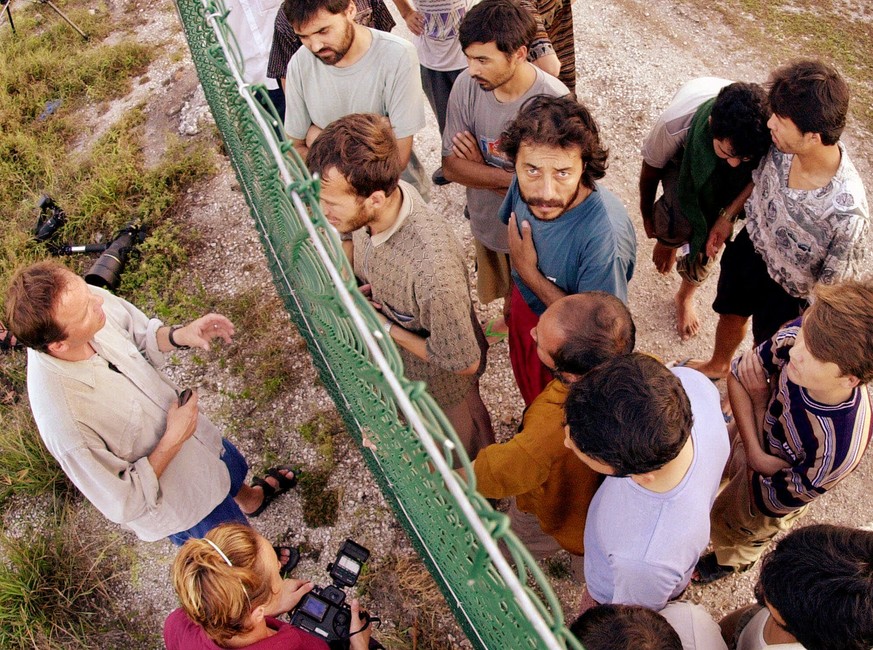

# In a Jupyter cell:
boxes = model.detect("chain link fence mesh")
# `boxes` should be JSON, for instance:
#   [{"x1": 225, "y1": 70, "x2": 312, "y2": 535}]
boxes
[{"x1": 174, "y1": 2, "x2": 584, "y2": 647}]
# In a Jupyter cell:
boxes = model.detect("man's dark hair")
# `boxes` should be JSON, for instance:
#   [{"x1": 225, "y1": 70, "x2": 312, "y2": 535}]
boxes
[
  {"x1": 570, "y1": 604, "x2": 682, "y2": 650},
  {"x1": 757, "y1": 524, "x2": 873, "y2": 650},
  {"x1": 768, "y1": 59, "x2": 849, "y2": 145},
  {"x1": 710, "y1": 82, "x2": 770, "y2": 161},
  {"x1": 459, "y1": 0, "x2": 536, "y2": 56},
  {"x1": 283, "y1": 0, "x2": 350, "y2": 30},
  {"x1": 549, "y1": 292, "x2": 636, "y2": 378},
  {"x1": 499, "y1": 95, "x2": 608, "y2": 190},
  {"x1": 564, "y1": 353, "x2": 692, "y2": 476},
  {"x1": 307, "y1": 113, "x2": 402, "y2": 198},
  {"x1": 5, "y1": 260, "x2": 71, "y2": 352}
]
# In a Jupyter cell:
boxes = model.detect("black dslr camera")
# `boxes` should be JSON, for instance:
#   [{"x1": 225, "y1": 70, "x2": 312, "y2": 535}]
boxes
[
  {"x1": 290, "y1": 539, "x2": 370, "y2": 643},
  {"x1": 34, "y1": 195, "x2": 145, "y2": 290}
]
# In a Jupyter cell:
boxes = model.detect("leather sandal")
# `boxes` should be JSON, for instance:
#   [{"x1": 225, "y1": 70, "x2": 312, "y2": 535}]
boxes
[{"x1": 249, "y1": 466, "x2": 299, "y2": 518}]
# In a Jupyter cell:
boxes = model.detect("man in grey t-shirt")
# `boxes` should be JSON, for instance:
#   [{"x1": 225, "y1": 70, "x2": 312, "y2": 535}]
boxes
[
  {"x1": 283, "y1": 0, "x2": 430, "y2": 199},
  {"x1": 442, "y1": 0, "x2": 568, "y2": 308}
]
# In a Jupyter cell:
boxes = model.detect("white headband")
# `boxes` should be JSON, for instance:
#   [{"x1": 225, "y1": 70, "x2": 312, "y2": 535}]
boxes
[{"x1": 204, "y1": 538, "x2": 232, "y2": 566}]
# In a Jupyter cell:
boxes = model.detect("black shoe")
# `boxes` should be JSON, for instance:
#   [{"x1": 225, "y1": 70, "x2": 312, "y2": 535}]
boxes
[
  {"x1": 692, "y1": 552, "x2": 745, "y2": 584},
  {"x1": 432, "y1": 167, "x2": 451, "y2": 186}
]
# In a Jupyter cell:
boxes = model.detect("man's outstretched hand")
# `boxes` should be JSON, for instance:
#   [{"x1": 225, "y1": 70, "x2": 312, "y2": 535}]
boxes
[{"x1": 173, "y1": 314, "x2": 235, "y2": 351}]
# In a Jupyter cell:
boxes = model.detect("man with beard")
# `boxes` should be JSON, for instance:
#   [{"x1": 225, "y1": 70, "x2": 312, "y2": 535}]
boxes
[
  {"x1": 307, "y1": 114, "x2": 495, "y2": 459},
  {"x1": 498, "y1": 95, "x2": 636, "y2": 404},
  {"x1": 442, "y1": 0, "x2": 568, "y2": 323},
  {"x1": 283, "y1": 0, "x2": 429, "y2": 199}
]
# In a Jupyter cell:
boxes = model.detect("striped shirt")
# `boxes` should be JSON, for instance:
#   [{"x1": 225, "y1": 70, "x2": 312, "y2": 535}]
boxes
[{"x1": 734, "y1": 318, "x2": 872, "y2": 517}]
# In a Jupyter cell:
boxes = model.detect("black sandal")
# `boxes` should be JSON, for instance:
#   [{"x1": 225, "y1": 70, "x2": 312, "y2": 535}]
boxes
[
  {"x1": 692, "y1": 552, "x2": 741, "y2": 584},
  {"x1": 0, "y1": 326, "x2": 23, "y2": 353},
  {"x1": 274, "y1": 545, "x2": 300, "y2": 578},
  {"x1": 249, "y1": 466, "x2": 299, "y2": 517}
]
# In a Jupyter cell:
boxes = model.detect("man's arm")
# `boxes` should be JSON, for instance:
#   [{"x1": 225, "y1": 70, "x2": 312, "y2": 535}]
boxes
[
  {"x1": 396, "y1": 135, "x2": 413, "y2": 170},
  {"x1": 639, "y1": 161, "x2": 665, "y2": 239},
  {"x1": 282, "y1": 54, "x2": 314, "y2": 151},
  {"x1": 442, "y1": 149, "x2": 515, "y2": 190},
  {"x1": 727, "y1": 361, "x2": 789, "y2": 477},
  {"x1": 155, "y1": 313, "x2": 235, "y2": 353},
  {"x1": 508, "y1": 214, "x2": 566, "y2": 307},
  {"x1": 440, "y1": 79, "x2": 513, "y2": 191},
  {"x1": 291, "y1": 138, "x2": 308, "y2": 160},
  {"x1": 147, "y1": 391, "x2": 200, "y2": 478},
  {"x1": 531, "y1": 53, "x2": 560, "y2": 78},
  {"x1": 706, "y1": 181, "x2": 753, "y2": 257},
  {"x1": 517, "y1": 0, "x2": 559, "y2": 77},
  {"x1": 391, "y1": 0, "x2": 424, "y2": 35},
  {"x1": 387, "y1": 324, "x2": 479, "y2": 375}
]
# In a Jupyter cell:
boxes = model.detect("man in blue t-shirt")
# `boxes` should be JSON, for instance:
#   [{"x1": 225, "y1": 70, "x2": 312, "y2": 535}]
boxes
[{"x1": 498, "y1": 95, "x2": 636, "y2": 404}]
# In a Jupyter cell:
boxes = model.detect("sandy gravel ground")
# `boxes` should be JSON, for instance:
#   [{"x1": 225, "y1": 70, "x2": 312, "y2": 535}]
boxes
[{"x1": 12, "y1": 0, "x2": 872, "y2": 645}]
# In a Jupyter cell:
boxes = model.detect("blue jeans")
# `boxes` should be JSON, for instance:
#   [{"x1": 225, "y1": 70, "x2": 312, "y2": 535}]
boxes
[{"x1": 168, "y1": 439, "x2": 249, "y2": 546}]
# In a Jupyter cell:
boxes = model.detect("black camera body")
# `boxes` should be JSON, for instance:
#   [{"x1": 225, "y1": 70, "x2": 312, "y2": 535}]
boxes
[{"x1": 290, "y1": 539, "x2": 370, "y2": 643}]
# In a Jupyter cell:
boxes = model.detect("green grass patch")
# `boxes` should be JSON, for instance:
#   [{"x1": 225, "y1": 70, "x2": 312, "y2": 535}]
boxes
[
  {"x1": 0, "y1": 505, "x2": 130, "y2": 648},
  {"x1": 694, "y1": 0, "x2": 873, "y2": 131},
  {"x1": 217, "y1": 289, "x2": 303, "y2": 404},
  {"x1": 0, "y1": 401, "x2": 68, "y2": 505},
  {"x1": 298, "y1": 469, "x2": 340, "y2": 528}
]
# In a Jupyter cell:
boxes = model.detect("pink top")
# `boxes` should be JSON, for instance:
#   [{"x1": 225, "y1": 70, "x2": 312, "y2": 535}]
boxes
[{"x1": 164, "y1": 608, "x2": 330, "y2": 650}]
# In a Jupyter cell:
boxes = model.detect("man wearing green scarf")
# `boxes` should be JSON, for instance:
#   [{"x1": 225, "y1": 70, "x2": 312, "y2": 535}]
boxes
[{"x1": 640, "y1": 79, "x2": 770, "y2": 340}]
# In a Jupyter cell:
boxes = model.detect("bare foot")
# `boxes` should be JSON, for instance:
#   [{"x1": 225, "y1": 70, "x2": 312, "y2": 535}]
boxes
[
  {"x1": 652, "y1": 242, "x2": 677, "y2": 274},
  {"x1": 684, "y1": 359, "x2": 729, "y2": 381},
  {"x1": 674, "y1": 292, "x2": 700, "y2": 341}
]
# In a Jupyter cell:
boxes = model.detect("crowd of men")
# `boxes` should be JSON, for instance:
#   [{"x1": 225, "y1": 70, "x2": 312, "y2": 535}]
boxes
[{"x1": 3, "y1": 0, "x2": 872, "y2": 646}]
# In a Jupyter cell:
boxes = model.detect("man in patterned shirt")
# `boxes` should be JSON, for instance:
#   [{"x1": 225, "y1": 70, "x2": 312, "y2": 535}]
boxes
[
  {"x1": 307, "y1": 113, "x2": 494, "y2": 459},
  {"x1": 695, "y1": 279, "x2": 873, "y2": 583},
  {"x1": 693, "y1": 59, "x2": 869, "y2": 380}
]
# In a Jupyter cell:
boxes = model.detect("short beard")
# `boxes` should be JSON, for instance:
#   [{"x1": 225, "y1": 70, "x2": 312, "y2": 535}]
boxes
[{"x1": 315, "y1": 20, "x2": 354, "y2": 65}]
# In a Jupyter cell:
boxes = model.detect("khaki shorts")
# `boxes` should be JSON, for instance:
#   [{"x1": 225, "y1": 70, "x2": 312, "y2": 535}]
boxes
[
  {"x1": 474, "y1": 239, "x2": 511, "y2": 304},
  {"x1": 710, "y1": 433, "x2": 808, "y2": 569}
]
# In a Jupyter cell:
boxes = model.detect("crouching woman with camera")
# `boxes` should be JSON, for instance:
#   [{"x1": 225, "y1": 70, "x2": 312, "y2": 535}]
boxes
[{"x1": 164, "y1": 523, "x2": 372, "y2": 650}]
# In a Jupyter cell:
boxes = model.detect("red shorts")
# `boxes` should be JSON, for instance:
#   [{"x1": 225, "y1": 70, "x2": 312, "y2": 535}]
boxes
[{"x1": 507, "y1": 283, "x2": 553, "y2": 406}]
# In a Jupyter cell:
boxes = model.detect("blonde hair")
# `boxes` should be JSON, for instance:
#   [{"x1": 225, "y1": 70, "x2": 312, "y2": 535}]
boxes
[
  {"x1": 171, "y1": 524, "x2": 274, "y2": 645},
  {"x1": 804, "y1": 279, "x2": 873, "y2": 384}
]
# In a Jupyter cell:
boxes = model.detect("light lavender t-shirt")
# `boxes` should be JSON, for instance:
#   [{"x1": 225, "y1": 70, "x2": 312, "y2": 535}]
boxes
[{"x1": 582, "y1": 367, "x2": 730, "y2": 610}]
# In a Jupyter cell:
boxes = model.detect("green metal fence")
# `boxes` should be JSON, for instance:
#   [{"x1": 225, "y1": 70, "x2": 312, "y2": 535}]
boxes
[{"x1": 174, "y1": 2, "x2": 583, "y2": 647}]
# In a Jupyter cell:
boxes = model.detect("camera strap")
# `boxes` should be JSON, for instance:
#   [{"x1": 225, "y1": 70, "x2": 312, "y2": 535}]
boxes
[{"x1": 347, "y1": 614, "x2": 381, "y2": 638}]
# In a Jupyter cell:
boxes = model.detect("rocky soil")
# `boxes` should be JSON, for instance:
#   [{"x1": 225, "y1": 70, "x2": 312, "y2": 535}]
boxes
[{"x1": 13, "y1": 0, "x2": 873, "y2": 646}]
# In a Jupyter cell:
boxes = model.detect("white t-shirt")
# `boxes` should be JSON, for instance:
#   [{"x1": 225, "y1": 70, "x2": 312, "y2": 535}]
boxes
[
  {"x1": 660, "y1": 602, "x2": 728, "y2": 650},
  {"x1": 736, "y1": 608, "x2": 806, "y2": 650},
  {"x1": 641, "y1": 76, "x2": 731, "y2": 168},
  {"x1": 224, "y1": 0, "x2": 284, "y2": 89},
  {"x1": 413, "y1": 0, "x2": 469, "y2": 71},
  {"x1": 582, "y1": 367, "x2": 730, "y2": 610}
]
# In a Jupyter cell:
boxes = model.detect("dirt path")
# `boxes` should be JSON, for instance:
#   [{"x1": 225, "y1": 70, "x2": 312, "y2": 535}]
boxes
[{"x1": 100, "y1": 0, "x2": 873, "y2": 644}]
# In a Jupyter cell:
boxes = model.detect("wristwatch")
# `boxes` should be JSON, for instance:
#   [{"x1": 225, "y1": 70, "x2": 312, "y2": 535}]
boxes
[
  {"x1": 719, "y1": 208, "x2": 742, "y2": 224},
  {"x1": 168, "y1": 325, "x2": 190, "y2": 349}
]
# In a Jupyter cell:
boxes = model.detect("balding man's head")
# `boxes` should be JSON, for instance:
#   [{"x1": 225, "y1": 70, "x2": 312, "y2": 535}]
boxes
[{"x1": 534, "y1": 292, "x2": 635, "y2": 382}]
